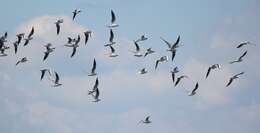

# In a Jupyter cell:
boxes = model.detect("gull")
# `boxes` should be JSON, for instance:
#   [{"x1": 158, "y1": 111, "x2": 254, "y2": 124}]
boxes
[
  {"x1": 88, "y1": 77, "x2": 99, "y2": 95},
  {"x1": 144, "y1": 48, "x2": 155, "y2": 57},
  {"x1": 135, "y1": 35, "x2": 148, "y2": 43},
  {"x1": 43, "y1": 43, "x2": 55, "y2": 61},
  {"x1": 205, "y1": 64, "x2": 221, "y2": 79},
  {"x1": 16, "y1": 57, "x2": 28, "y2": 66},
  {"x1": 130, "y1": 41, "x2": 142, "y2": 57},
  {"x1": 23, "y1": 27, "x2": 34, "y2": 46},
  {"x1": 175, "y1": 75, "x2": 188, "y2": 87},
  {"x1": 104, "y1": 29, "x2": 116, "y2": 47},
  {"x1": 16, "y1": 33, "x2": 25, "y2": 44},
  {"x1": 72, "y1": 9, "x2": 81, "y2": 21},
  {"x1": 65, "y1": 35, "x2": 80, "y2": 57},
  {"x1": 107, "y1": 10, "x2": 119, "y2": 28},
  {"x1": 155, "y1": 56, "x2": 168, "y2": 70},
  {"x1": 40, "y1": 69, "x2": 51, "y2": 80},
  {"x1": 51, "y1": 71, "x2": 62, "y2": 87},
  {"x1": 84, "y1": 30, "x2": 92, "y2": 45},
  {"x1": 189, "y1": 82, "x2": 199, "y2": 96},
  {"x1": 139, "y1": 68, "x2": 148, "y2": 74},
  {"x1": 55, "y1": 19, "x2": 63, "y2": 35},
  {"x1": 138, "y1": 116, "x2": 151, "y2": 124},
  {"x1": 237, "y1": 41, "x2": 256, "y2": 48},
  {"x1": 229, "y1": 51, "x2": 247, "y2": 64},
  {"x1": 108, "y1": 45, "x2": 118, "y2": 57},
  {"x1": 88, "y1": 58, "x2": 97, "y2": 76},
  {"x1": 13, "y1": 41, "x2": 19, "y2": 54},
  {"x1": 226, "y1": 72, "x2": 244, "y2": 87},
  {"x1": 160, "y1": 35, "x2": 181, "y2": 61},
  {"x1": 171, "y1": 67, "x2": 179, "y2": 83}
]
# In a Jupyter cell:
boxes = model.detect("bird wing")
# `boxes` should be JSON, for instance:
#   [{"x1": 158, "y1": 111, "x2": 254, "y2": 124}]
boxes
[
  {"x1": 175, "y1": 77, "x2": 181, "y2": 86},
  {"x1": 226, "y1": 78, "x2": 233, "y2": 87},
  {"x1": 84, "y1": 33, "x2": 89, "y2": 45},
  {"x1": 56, "y1": 23, "x2": 60, "y2": 35},
  {"x1": 91, "y1": 58, "x2": 96, "y2": 73},
  {"x1": 23, "y1": 39, "x2": 29, "y2": 46},
  {"x1": 155, "y1": 60, "x2": 159, "y2": 70},
  {"x1": 93, "y1": 78, "x2": 99, "y2": 90},
  {"x1": 71, "y1": 47, "x2": 77, "y2": 57},
  {"x1": 236, "y1": 43, "x2": 245, "y2": 48},
  {"x1": 28, "y1": 27, "x2": 34, "y2": 38},
  {"x1": 109, "y1": 29, "x2": 114, "y2": 42},
  {"x1": 40, "y1": 70, "x2": 45, "y2": 80},
  {"x1": 110, "y1": 46, "x2": 115, "y2": 53},
  {"x1": 192, "y1": 82, "x2": 199, "y2": 93},
  {"x1": 72, "y1": 11, "x2": 77, "y2": 20},
  {"x1": 238, "y1": 51, "x2": 247, "y2": 61},
  {"x1": 160, "y1": 37, "x2": 172, "y2": 48},
  {"x1": 234, "y1": 72, "x2": 244, "y2": 77},
  {"x1": 43, "y1": 52, "x2": 49, "y2": 61},
  {"x1": 111, "y1": 10, "x2": 116, "y2": 23},
  {"x1": 14, "y1": 43, "x2": 18, "y2": 54},
  {"x1": 134, "y1": 41, "x2": 140, "y2": 51},
  {"x1": 206, "y1": 67, "x2": 211, "y2": 79},
  {"x1": 171, "y1": 72, "x2": 175, "y2": 83},
  {"x1": 171, "y1": 50, "x2": 176, "y2": 61},
  {"x1": 55, "y1": 72, "x2": 60, "y2": 83}
]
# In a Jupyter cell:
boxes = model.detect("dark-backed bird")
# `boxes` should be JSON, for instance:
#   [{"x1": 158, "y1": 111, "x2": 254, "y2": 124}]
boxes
[
  {"x1": 229, "y1": 51, "x2": 247, "y2": 64},
  {"x1": 160, "y1": 36, "x2": 181, "y2": 61},
  {"x1": 205, "y1": 64, "x2": 221, "y2": 79},
  {"x1": 16, "y1": 57, "x2": 28, "y2": 66},
  {"x1": 88, "y1": 58, "x2": 97, "y2": 76},
  {"x1": 155, "y1": 56, "x2": 168, "y2": 70},
  {"x1": 55, "y1": 19, "x2": 63, "y2": 35},
  {"x1": 237, "y1": 41, "x2": 256, "y2": 48},
  {"x1": 72, "y1": 9, "x2": 81, "y2": 21},
  {"x1": 40, "y1": 69, "x2": 51, "y2": 80},
  {"x1": 189, "y1": 82, "x2": 199, "y2": 96},
  {"x1": 84, "y1": 30, "x2": 92, "y2": 45},
  {"x1": 226, "y1": 72, "x2": 244, "y2": 87},
  {"x1": 138, "y1": 116, "x2": 151, "y2": 124},
  {"x1": 43, "y1": 43, "x2": 55, "y2": 61},
  {"x1": 107, "y1": 10, "x2": 119, "y2": 28},
  {"x1": 175, "y1": 75, "x2": 188, "y2": 87},
  {"x1": 105, "y1": 29, "x2": 116, "y2": 47}
]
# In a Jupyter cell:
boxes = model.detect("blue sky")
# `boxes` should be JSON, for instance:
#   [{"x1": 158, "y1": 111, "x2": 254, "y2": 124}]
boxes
[{"x1": 0, "y1": 0, "x2": 260, "y2": 133}]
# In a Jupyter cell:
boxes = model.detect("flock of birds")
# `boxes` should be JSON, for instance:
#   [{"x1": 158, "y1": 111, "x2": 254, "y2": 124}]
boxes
[{"x1": 0, "y1": 8, "x2": 256, "y2": 125}]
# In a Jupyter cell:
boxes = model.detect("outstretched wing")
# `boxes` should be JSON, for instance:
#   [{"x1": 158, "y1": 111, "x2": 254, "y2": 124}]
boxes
[
  {"x1": 160, "y1": 37, "x2": 171, "y2": 48},
  {"x1": 111, "y1": 10, "x2": 116, "y2": 23},
  {"x1": 206, "y1": 67, "x2": 211, "y2": 79}
]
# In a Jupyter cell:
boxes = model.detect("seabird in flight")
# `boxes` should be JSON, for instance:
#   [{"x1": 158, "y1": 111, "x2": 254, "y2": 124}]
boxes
[
  {"x1": 155, "y1": 56, "x2": 168, "y2": 70},
  {"x1": 175, "y1": 75, "x2": 188, "y2": 87},
  {"x1": 16, "y1": 33, "x2": 25, "y2": 44},
  {"x1": 13, "y1": 41, "x2": 19, "y2": 54},
  {"x1": 84, "y1": 30, "x2": 92, "y2": 45},
  {"x1": 107, "y1": 10, "x2": 119, "y2": 28},
  {"x1": 104, "y1": 29, "x2": 116, "y2": 47},
  {"x1": 88, "y1": 58, "x2": 97, "y2": 76},
  {"x1": 144, "y1": 48, "x2": 155, "y2": 57},
  {"x1": 55, "y1": 19, "x2": 63, "y2": 35},
  {"x1": 189, "y1": 82, "x2": 199, "y2": 96},
  {"x1": 171, "y1": 67, "x2": 179, "y2": 84},
  {"x1": 160, "y1": 35, "x2": 181, "y2": 61},
  {"x1": 138, "y1": 116, "x2": 151, "y2": 124},
  {"x1": 89, "y1": 77, "x2": 99, "y2": 95},
  {"x1": 139, "y1": 68, "x2": 148, "y2": 74},
  {"x1": 135, "y1": 35, "x2": 148, "y2": 43},
  {"x1": 205, "y1": 64, "x2": 221, "y2": 79},
  {"x1": 226, "y1": 72, "x2": 244, "y2": 87},
  {"x1": 65, "y1": 35, "x2": 80, "y2": 57},
  {"x1": 43, "y1": 43, "x2": 55, "y2": 61},
  {"x1": 229, "y1": 51, "x2": 247, "y2": 64},
  {"x1": 23, "y1": 27, "x2": 34, "y2": 46},
  {"x1": 16, "y1": 57, "x2": 28, "y2": 66},
  {"x1": 131, "y1": 41, "x2": 142, "y2": 57},
  {"x1": 91, "y1": 88, "x2": 101, "y2": 102},
  {"x1": 72, "y1": 9, "x2": 81, "y2": 21}
]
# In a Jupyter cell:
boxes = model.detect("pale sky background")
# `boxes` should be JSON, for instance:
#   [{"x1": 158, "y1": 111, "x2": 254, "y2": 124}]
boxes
[{"x1": 0, "y1": 0, "x2": 260, "y2": 133}]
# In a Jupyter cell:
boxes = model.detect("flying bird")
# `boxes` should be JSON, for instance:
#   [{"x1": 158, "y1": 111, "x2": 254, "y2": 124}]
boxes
[
  {"x1": 237, "y1": 41, "x2": 256, "y2": 48},
  {"x1": 55, "y1": 19, "x2": 63, "y2": 35},
  {"x1": 16, "y1": 33, "x2": 25, "y2": 44},
  {"x1": 130, "y1": 41, "x2": 142, "y2": 57},
  {"x1": 84, "y1": 31, "x2": 92, "y2": 45},
  {"x1": 226, "y1": 72, "x2": 244, "y2": 87},
  {"x1": 23, "y1": 27, "x2": 34, "y2": 46},
  {"x1": 160, "y1": 36, "x2": 181, "y2": 61},
  {"x1": 40, "y1": 69, "x2": 51, "y2": 80},
  {"x1": 105, "y1": 29, "x2": 116, "y2": 47},
  {"x1": 91, "y1": 88, "x2": 101, "y2": 102},
  {"x1": 175, "y1": 75, "x2": 188, "y2": 87},
  {"x1": 16, "y1": 57, "x2": 28, "y2": 66},
  {"x1": 155, "y1": 56, "x2": 168, "y2": 70},
  {"x1": 88, "y1": 58, "x2": 97, "y2": 76},
  {"x1": 138, "y1": 116, "x2": 151, "y2": 124},
  {"x1": 144, "y1": 48, "x2": 155, "y2": 57},
  {"x1": 139, "y1": 68, "x2": 148, "y2": 74},
  {"x1": 72, "y1": 9, "x2": 81, "y2": 21},
  {"x1": 205, "y1": 64, "x2": 221, "y2": 78},
  {"x1": 43, "y1": 43, "x2": 55, "y2": 61},
  {"x1": 28, "y1": 27, "x2": 34, "y2": 38},
  {"x1": 171, "y1": 67, "x2": 179, "y2": 84},
  {"x1": 107, "y1": 10, "x2": 119, "y2": 28},
  {"x1": 229, "y1": 51, "x2": 247, "y2": 64},
  {"x1": 89, "y1": 78, "x2": 99, "y2": 95},
  {"x1": 13, "y1": 41, "x2": 19, "y2": 54},
  {"x1": 0, "y1": 46, "x2": 9, "y2": 57},
  {"x1": 189, "y1": 82, "x2": 199, "y2": 96},
  {"x1": 65, "y1": 35, "x2": 80, "y2": 57},
  {"x1": 108, "y1": 45, "x2": 118, "y2": 57}
]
